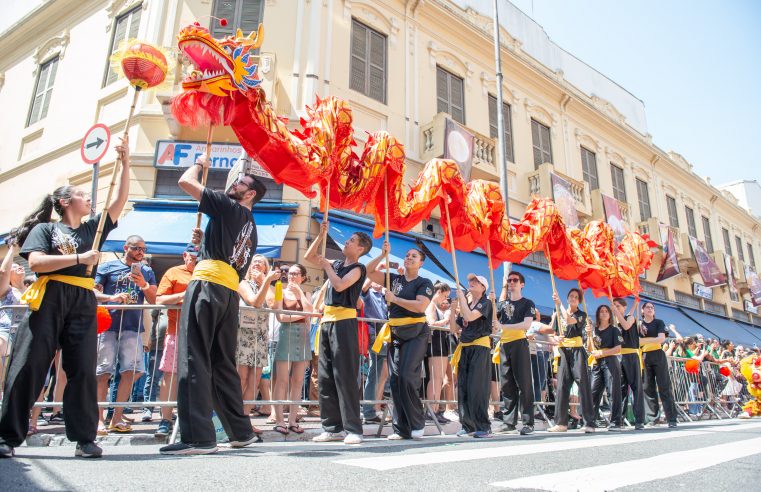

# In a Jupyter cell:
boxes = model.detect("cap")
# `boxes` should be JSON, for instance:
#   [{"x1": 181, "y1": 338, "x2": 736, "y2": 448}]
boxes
[
  {"x1": 467, "y1": 273, "x2": 488, "y2": 292},
  {"x1": 184, "y1": 243, "x2": 200, "y2": 256}
]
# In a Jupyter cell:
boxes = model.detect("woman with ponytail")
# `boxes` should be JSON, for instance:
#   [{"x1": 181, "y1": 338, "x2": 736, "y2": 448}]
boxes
[{"x1": 0, "y1": 137, "x2": 131, "y2": 459}]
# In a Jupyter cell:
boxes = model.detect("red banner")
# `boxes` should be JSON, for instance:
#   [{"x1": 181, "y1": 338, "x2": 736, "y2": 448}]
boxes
[
  {"x1": 745, "y1": 265, "x2": 761, "y2": 307},
  {"x1": 688, "y1": 236, "x2": 726, "y2": 287},
  {"x1": 725, "y1": 254, "x2": 739, "y2": 302},
  {"x1": 656, "y1": 224, "x2": 680, "y2": 282},
  {"x1": 551, "y1": 173, "x2": 580, "y2": 229},
  {"x1": 602, "y1": 194, "x2": 626, "y2": 243}
]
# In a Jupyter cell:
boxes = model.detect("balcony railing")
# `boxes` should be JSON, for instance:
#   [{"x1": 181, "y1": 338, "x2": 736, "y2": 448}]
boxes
[
  {"x1": 703, "y1": 299, "x2": 727, "y2": 317},
  {"x1": 420, "y1": 112, "x2": 497, "y2": 176},
  {"x1": 526, "y1": 163, "x2": 591, "y2": 218},
  {"x1": 641, "y1": 280, "x2": 668, "y2": 301},
  {"x1": 674, "y1": 290, "x2": 701, "y2": 309}
]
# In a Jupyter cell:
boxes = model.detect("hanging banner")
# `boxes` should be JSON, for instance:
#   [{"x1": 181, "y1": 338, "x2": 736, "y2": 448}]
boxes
[
  {"x1": 688, "y1": 236, "x2": 726, "y2": 287},
  {"x1": 745, "y1": 300, "x2": 758, "y2": 314},
  {"x1": 602, "y1": 193, "x2": 626, "y2": 243},
  {"x1": 745, "y1": 265, "x2": 761, "y2": 307},
  {"x1": 551, "y1": 173, "x2": 580, "y2": 229},
  {"x1": 443, "y1": 118, "x2": 474, "y2": 182},
  {"x1": 725, "y1": 254, "x2": 739, "y2": 302},
  {"x1": 656, "y1": 223, "x2": 680, "y2": 282}
]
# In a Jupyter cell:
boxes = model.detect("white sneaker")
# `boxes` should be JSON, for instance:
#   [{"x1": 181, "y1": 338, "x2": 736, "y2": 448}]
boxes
[
  {"x1": 344, "y1": 433, "x2": 363, "y2": 445},
  {"x1": 36, "y1": 417, "x2": 49, "y2": 427},
  {"x1": 312, "y1": 432, "x2": 345, "y2": 442},
  {"x1": 387, "y1": 433, "x2": 405, "y2": 440},
  {"x1": 443, "y1": 411, "x2": 459, "y2": 422},
  {"x1": 410, "y1": 428, "x2": 425, "y2": 439}
]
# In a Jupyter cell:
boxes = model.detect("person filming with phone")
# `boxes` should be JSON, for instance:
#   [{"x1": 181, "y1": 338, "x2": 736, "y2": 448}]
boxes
[{"x1": 93, "y1": 235, "x2": 157, "y2": 435}]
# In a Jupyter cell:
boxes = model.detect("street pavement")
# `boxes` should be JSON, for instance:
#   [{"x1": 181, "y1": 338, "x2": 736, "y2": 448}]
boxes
[{"x1": 2, "y1": 419, "x2": 760, "y2": 491}]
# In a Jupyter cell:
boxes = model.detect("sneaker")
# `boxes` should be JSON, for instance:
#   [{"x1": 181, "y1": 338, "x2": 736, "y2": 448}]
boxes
[
  {"x1": 344, "y1": 433, "x2": 363, "y2": 445},
  {"x1": 363, "y1": 415, "x2": 382, "y2": 424},
  {"x1": 434, "y1": 412, "x2": 450, "y2": 424},
  {"x1": 75, "y1": 442, "x2": 103, "y2": 459},
  {"x1": 473, "y1": 430, "x2": 492, "y2": 438},
  {"x1": 456, "y1": 429, "x2": 474, "y2": 437},
  {"x1": 312, "y1": 432, "x2": 345, "y2": 443},
  {"x1": 584, "y1": 426, "x2": 596, "y2": 434},
  {"x1": 36, "y1": 417, "x2": 49, "y2": 427},
  {"x1": 0, "y1": 443, "x2": 14, "y2": 458},
  {"x1": 159, "y1": 442, "x2": 218, "y2": 455},
  {"x1": 410, "y1": 428, "x2": 425, "y2": 439},
  {"x1": 607, "y1": 425, "x2": 623, "y2": 432},
  {"x1": 48, "y1": 412, "x2": 65, "y2": 424},
  {"x1": 229, "y1": 433, "x2": 262, "y2": 448},
  {"x1": 141, "y1": 409, "x2": 153, "y2": 423},
  {"x1": 443, "y1": 411, "x2": 459, "y2": 422},
  {"x1": 645, "y1": 421, "x2": 657, "y2": 428},
  {"x1": 634, "y1": 424, "x2": 645, "y2": 431},
  {"x1": 668, "y1": 421, "x2": 678, "y2": 429},
  {"x1": 498, "y1": 423, "x2": 518, "y2": 434},
  {"x1": 547, "y1": 425, "x2": 568, "y2": 433},
  {"x1": 155, "y1": 420, "x2": 172, "y2": 438},
  {"x1": 493, "y1": 410, "x2": 504, "y2": 421},
  {"x1": 387, "y1": 433, "x2": 406, "y2": 440},
  {"x1": 520, "y1": 425, "x2": 534, "y2": 435}
]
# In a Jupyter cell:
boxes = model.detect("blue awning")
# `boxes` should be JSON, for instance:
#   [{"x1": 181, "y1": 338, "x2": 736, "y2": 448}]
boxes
[
  {"x1": 648, "y1": 302, "x2": 718, "y2": 340},
  {"x1": 679, "y1": 308, "x2": 761, "y2": 346},
  {"x1": 103, "y1": 200, "x2": 297, "y2": 257}
]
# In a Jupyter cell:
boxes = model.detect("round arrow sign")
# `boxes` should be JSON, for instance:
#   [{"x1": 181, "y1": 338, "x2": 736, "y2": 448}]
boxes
[{"x1": 81, "y1": 123, "x2": 111, "y2": 164}]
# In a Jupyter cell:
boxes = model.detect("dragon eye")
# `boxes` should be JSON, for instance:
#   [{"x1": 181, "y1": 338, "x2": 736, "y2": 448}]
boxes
[{"x1": 224, "y1": 46, "x2": 232, "y2": 55}]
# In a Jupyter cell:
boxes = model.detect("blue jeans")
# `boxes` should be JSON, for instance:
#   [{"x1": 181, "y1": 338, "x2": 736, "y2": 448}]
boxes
[
  {"x1": 362, "y1": 329, "x2": 388, "y2": 419},
  {"x1": 530, "y1": 351, "x2": 549, "y2": 403},
  {"x1": 142, "y1": 350, "x2": 163, "y2": 411}
]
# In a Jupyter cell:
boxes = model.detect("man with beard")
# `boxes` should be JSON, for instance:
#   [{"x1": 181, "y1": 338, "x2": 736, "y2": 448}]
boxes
[{"x1": 160, "y1": 154, "x2": 266, "y2": 455}]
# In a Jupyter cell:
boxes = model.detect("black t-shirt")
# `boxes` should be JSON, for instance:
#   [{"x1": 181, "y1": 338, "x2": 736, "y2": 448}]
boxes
[
  {"x1": 496, "y1": 297, "x2": 536, "y2": 326},
  {"x1": 556, "y1": 308, "x2": 587, "y2": 338},
  {"x1": 388, "y1": 272, "x2": 433, "y2": 319},
  {"x1": 595, "y1": 325, "x2": 623, "y2": 349},
  {"x1": 20, "y1": 213, "x2": 117, "y2": 278},
  {"x1": 198, "y1": 188, "x2": 257, "y2": 281},
  {"x1": 641, "y1": 318, "x2": 666, "y2": 338},
  {"x1": 457, "y1": 294, "x2": 493, "y2": 343},
  {"x1": 324, "y1": 260, "x2": 366, "y2": 308},
  {"x1": 618, "y1": 315, "x2": 639, "y2": 349}
]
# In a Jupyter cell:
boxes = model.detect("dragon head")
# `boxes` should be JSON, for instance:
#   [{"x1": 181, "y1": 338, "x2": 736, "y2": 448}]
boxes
[{"x1": 177, "y1": 23, "x2": 263, "y2": 97}]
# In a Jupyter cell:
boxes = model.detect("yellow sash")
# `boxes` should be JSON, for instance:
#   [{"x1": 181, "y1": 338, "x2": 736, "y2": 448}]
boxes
[
  {"x1": 191, "y1": 259, "x2": 239, "y2": 292},
  {"x1": 314, "y1": 305, "x2": 358, "y2": 356},
  {"x1": 560, "y1": 336, "x2": 584, "y2": 348},
  {"x1": 21, "y1": 275, "x2": 95, "y2": 312},
  {"x1": 371, "y1": 316, "x2": 427, "y2": 354},
  {"x1": 640, "y1": 342, "x2": 662, "y2": 353},
  {"x1": 450, "y1": 336, "x2": 491, "y2": 375},
  {"x1": 588, "y1": 350, "x2": 617, "y2": 367},
  {"x1": 620, "y1": 347, "x2": 643, "y2": 373},
  {"x1": 491, "y1": 328, "x2": 527, "y2": 364}
]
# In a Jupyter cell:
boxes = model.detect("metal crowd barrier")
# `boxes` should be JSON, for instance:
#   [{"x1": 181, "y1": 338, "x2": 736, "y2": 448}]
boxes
[{"x1": 1, "y1": 302, "x2": 751, "y2": 439}]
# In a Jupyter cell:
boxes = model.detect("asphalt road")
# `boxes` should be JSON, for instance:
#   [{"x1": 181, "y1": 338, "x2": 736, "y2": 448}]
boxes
[{"x1": 2, "y1": 419, "x2": 759, "y2": 491}]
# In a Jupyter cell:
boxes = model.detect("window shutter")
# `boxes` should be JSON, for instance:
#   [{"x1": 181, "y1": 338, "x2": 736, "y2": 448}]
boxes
[
  {"x1": 449, "y1": 75, "x2": 464, "y2": 123},
  {"x1": 488, "y1": 94, "x2": 497, "y2": 138},
  {"x1": 436, "y1": 67, "x2": 449, "y2": 114},
  {"x1": 240, "y1": 0, "x2": 263, "y2": 33},
  {"x1": 128, "y1": 7, "x2": 141, "y2": 38},
  {"x1": 211, "y1": 0, "x2": 237, "y2": 37},
  {"x1": 350, "y1": 21, "x2": 367, "y2": 94},
  {"x1": 502, "y1": 103, "x2": 514, "y2": 162},
  {"x1": 368, "y1": 30, "x2": 385, "y2": 102}
]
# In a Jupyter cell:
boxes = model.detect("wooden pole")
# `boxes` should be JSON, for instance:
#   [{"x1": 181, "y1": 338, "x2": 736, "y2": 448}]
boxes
[
  {"x1": 486, "y1": 240, "x2": 498, "y2": 315},
  {"x1": 195, "y1": 125, "x2": 215, "y2": 230},
  {"x1": 443, "y1": 202, "x2": 460, "y2": 288},
  {"x1": 384, "y1": 173, "x2": 390, "y2": 291},
  {"x1": 86, "y1": 87, "x2": 140, "y2": 275},
  {"x1": 321, "y1": 184, "x2": 331, "y2": 257}
]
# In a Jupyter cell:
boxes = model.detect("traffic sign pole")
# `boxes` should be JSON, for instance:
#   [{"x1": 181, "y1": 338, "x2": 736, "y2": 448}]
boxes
[{"x1": 90, "y1": 162, "x2": 99, "y2": 218}]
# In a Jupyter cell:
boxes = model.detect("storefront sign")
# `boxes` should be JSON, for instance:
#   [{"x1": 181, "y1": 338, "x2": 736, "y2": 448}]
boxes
[
  {"x1": 692, "y1": 282, "x2": 713, "y2": 301},
  {"x1": 153, "y1": 140, "x2": 269, "y2": 178}
]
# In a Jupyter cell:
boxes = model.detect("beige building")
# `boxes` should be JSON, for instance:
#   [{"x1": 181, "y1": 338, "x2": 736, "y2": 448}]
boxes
[{"x1": 1, "y1": 0, "x2": 760, "y2": 340}]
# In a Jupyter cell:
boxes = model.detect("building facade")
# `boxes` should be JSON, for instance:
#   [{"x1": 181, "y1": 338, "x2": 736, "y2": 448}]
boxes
[{"x1": 1, "y1": 0, "x2": 760, "y2": 332}]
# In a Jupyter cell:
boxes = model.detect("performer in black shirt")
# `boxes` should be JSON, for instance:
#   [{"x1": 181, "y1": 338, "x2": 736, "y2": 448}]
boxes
[
  {"x1": 0, "y1": 138, "x2": 130, "y2": 459},
  {"x1": 589, "y1": 305, "x2": 623, "y2": 430},
  {"x1": 367, "y1": 243, "x2": 433, "y2": 439},
  {"x1": 304, "y1": 221, "x2": 371, "y2": 445},
  {"x1": 450, "y1": 274, "x2": 493, "y2": 438},
  {"x1": 161, "y1": 154, "x2": 266, "y2": 455},
  {"x1": 495, "y1": 271, "x2": 536, "y2": 435},
  {"x1": 639, "y1": 302, "x2": 677, "y2": 428},
  {"x1": 612, "y1": 297, "x2": 645, "y2": 430},
  {"x1": 548, "y1": 289, "x2": 595, "y2": 433}
]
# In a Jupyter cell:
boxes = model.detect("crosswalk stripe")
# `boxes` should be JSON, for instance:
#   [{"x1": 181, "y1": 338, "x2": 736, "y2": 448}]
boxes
[
  {"x1": 335, "y1": 421, "x2": 761, "y2": 471},
  {"x1": 490, "y1": 436, "x2": 761, "y2": 491}
]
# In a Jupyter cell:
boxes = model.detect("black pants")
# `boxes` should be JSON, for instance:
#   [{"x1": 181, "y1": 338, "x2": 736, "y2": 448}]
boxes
[
  {"x1": 388, "y1": 322, "x2": 429, "y2": 437},
  {"x1": 318, "y1": 318, "x2": 362, "y2": 435},
  {"x1": 643, "y1": 349, "x2": 677, "y2": 424},
  {"x1": 620, "y1": 352, "x2": 645, "y2": 425},
  {"x1": 500, "y1": 339, "x2": 534, "y2": 427},
  {"x1": 591, "y1": 356, "x2": 622, "y2": 426},
  {"x1": 0, "y1": 282, "x2": 97, "y2": 447},
  {"x1": 176, "y1": 280, "x2": 253, "y2": 446},
  {"x1": 457, "y1": 345, "x2": 491, "y2": 433},
  {"x1": 555, "y1": 347, "x2": 595, "y2": 427}
]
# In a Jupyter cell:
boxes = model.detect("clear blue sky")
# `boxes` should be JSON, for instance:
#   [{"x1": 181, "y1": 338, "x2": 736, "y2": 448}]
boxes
[{"x1": 508, "y1": 0, "x2": 761, "y2": 185}]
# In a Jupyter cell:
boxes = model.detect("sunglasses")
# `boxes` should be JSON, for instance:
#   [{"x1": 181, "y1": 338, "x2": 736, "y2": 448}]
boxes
[
  {"x1": 233, "y1": 176, "x2": 256, "y2": 190},
  {"x1": 128, "y1": 246, "x2": 147, "y2": 253},
  {"x1": 506, "y1": 278, "x2": 521, "y2": 283}
]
